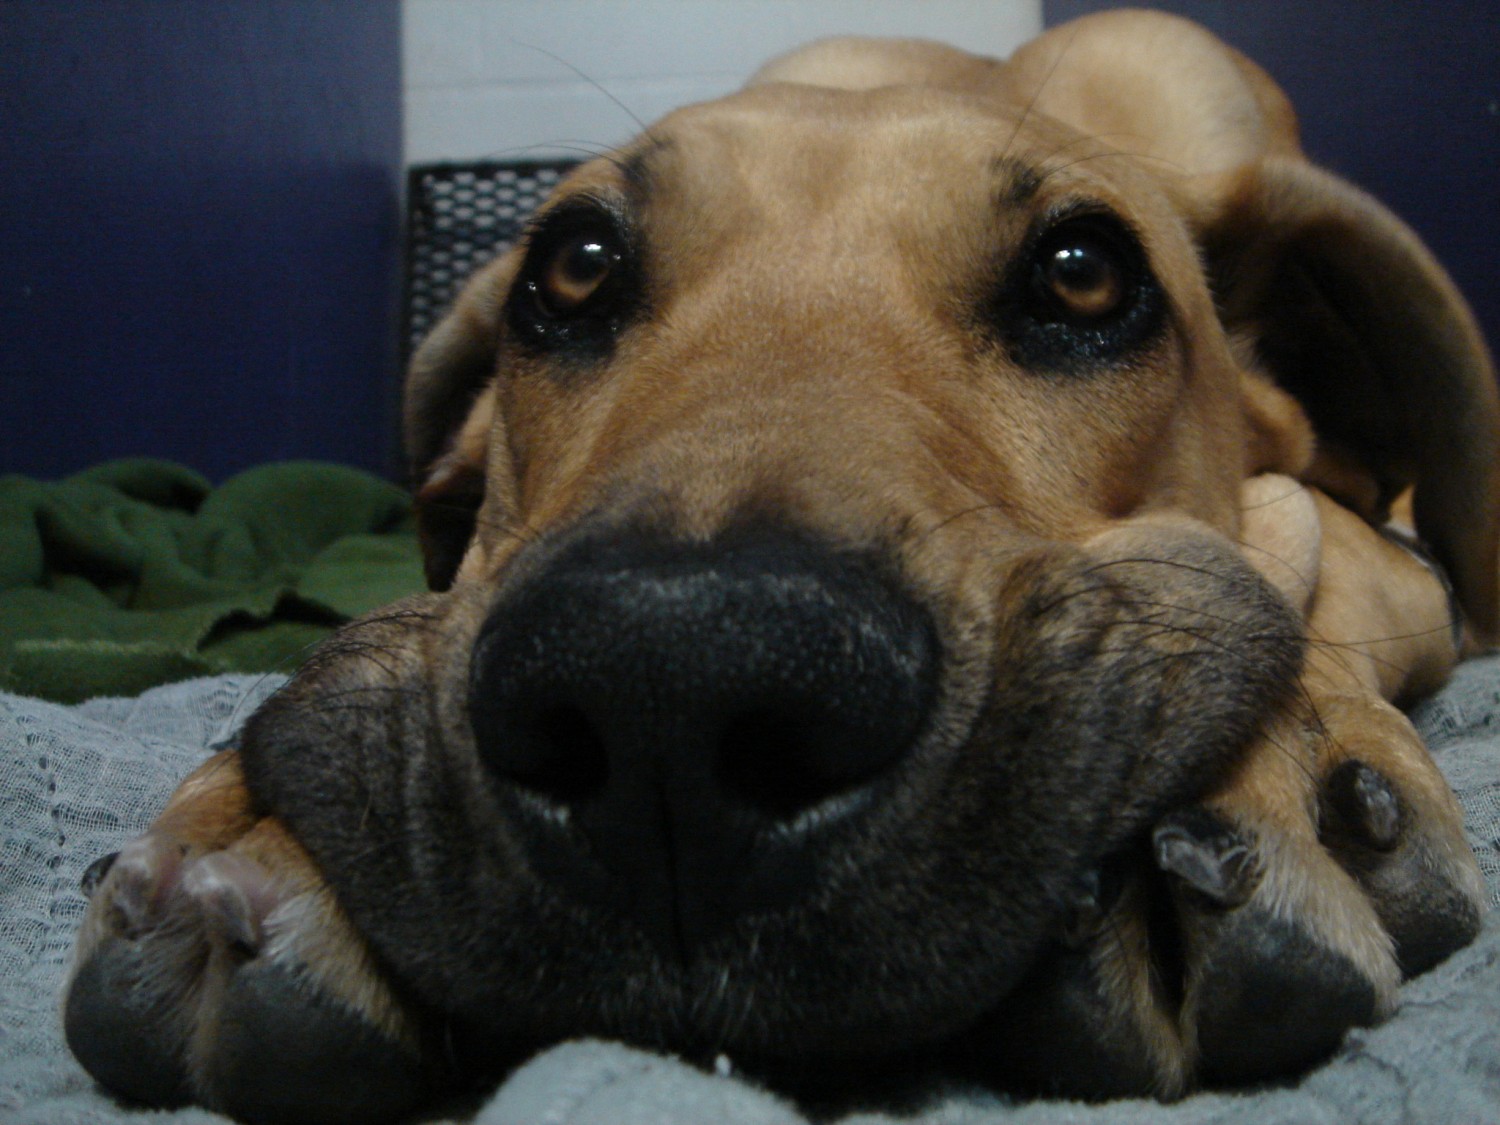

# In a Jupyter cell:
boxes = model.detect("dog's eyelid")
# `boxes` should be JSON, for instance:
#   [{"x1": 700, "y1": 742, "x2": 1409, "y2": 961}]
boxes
[
  {"x1": 521, "y1": 193, "x2": 633, "y2": 251},
  {"x1": 1030, "y1": 199, "x2": 1142, "y2": 248}
]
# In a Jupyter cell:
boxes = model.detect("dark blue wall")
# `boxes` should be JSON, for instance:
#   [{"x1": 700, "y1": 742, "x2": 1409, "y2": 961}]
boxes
[
  {"x1": 1044, "y1": 1, "x2": 1500, "y2": 356},
  {"x1": 0, "y1": 1, "x2": 403, "y2": 481}
]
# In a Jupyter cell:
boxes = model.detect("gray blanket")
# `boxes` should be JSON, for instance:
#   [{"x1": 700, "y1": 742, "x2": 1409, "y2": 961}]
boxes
[{"x1": 4, "y1": 663, "x2": 1498, "y2": 1125}]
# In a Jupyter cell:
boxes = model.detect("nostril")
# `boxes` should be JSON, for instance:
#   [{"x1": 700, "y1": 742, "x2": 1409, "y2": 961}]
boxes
[
  {"x1": 718, "y1": 708, "x2": 893, "y2": 820},
  {"x1": 485, "y1": 702, "x2": 610, "y2": 805},
  {"x1": 720, "y1": 710, "x2": 819, "y2": 819}
]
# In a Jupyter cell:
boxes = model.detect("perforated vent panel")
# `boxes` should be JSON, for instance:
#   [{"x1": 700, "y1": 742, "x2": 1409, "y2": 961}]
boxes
[{"x1": 404, "y1": 161, "x2": 578, "y2": 357}]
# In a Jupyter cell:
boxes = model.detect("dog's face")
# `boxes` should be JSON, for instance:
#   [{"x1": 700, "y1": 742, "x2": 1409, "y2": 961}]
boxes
[
  {"x1": 246, "y1": 75, "x2": 1302, "y2": 1075},
  {"x1": 238, "y1": 13, "x2": 1497, "y2": 1096}
]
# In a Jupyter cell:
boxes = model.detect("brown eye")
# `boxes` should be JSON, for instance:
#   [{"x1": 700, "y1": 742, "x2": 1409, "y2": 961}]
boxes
[
  {"x1": 997, "y1": 211, "x2": 1161, "y2": 372},
  {"x1": 537, "y1": 231, "x2": 619, "y2": 316},
  {"x1": 1038, "y1": 234, "x2": 1127, "y2": 320}
]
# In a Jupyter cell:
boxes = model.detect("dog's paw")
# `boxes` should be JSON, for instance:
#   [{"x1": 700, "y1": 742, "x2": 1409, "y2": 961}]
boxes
[
  {"x1": 967, "y1": 700, "x2": 1486, "y2": 1099},
  {"x1": 65, "y1": 820, "x2": 427, "y2": 1125}
]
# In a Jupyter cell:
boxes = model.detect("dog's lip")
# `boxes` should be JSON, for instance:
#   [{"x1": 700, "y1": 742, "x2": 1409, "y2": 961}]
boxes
[{"x1": 482, "y1": 754, "x2": 905, "y2": 966}]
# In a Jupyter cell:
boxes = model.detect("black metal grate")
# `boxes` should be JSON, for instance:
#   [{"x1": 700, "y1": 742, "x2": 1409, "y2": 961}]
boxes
[{"x1": 404, "y1": 160, "x2": 579, "y2": 358}]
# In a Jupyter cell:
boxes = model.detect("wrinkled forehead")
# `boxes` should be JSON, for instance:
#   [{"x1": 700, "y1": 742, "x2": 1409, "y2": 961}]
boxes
[{"x1": 550, "y1": 81, "x2": 1181, "y2": 244}]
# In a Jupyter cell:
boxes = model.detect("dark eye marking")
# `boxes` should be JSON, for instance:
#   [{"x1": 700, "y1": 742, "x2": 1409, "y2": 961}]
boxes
[
  {"x1": 993, "y1": 207, "x2": 1166, "y2": 374},
  {"x1": 507, "y1": 200, "x2": 640, "y2": 358}
]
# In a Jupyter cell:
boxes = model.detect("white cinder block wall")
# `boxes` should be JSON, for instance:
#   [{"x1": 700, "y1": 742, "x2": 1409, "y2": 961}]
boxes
[{"x1": 403, "y1": 0, "x2": 1044, "y2": 165}]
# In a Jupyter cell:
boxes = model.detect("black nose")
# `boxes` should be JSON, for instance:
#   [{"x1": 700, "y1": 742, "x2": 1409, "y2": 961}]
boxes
[{"x1": 468, "y1": 527, "x2": 939, "y2": 959}]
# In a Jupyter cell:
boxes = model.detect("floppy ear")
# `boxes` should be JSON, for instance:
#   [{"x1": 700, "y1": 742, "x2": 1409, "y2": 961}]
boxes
[
  {"x1": 404, "y1": 251, "x2": 521, "y2": 591},
  {"x1": 1001, "y1": 10, "x2": 1500, "y2": 639},
  {"x1": 1203, "y1": 158, "x2": 1500, "y2": 638}
]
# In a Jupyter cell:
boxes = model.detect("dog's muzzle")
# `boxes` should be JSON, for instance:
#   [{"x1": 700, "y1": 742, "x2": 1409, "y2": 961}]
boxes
[{"x1": 467, "y1": 528, "x2": 941, "y2": 959}]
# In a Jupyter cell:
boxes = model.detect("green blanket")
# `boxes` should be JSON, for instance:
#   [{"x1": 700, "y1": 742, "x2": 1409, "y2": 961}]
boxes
[{"x1": 0, "y1": 459, "x2": 426, "y2": 703}]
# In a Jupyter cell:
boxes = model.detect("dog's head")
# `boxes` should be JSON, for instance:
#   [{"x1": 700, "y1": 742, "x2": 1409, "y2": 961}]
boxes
[{"x1": 242, "y1": 10, "x2": 1497, "y2": 1096}]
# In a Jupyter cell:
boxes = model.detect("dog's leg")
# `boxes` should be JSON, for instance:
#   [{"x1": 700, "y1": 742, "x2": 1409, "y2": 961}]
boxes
[
  {"x1": 977, "y1": 478, "x2": 1486, "y2": 1095},
  {"x1": 64, "y1": 750, "x2": 427, "y2": 1124}
]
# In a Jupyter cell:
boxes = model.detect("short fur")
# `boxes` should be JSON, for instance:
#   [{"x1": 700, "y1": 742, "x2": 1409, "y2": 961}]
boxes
[{"x1": 65, "y1": 12, "x2": 1493, "y2": 1122}]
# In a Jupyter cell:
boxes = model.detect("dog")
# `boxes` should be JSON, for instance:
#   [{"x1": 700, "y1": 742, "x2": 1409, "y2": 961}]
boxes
[{"x1": 64, "y1": 11, "x2": 1495, "y2": 1123}]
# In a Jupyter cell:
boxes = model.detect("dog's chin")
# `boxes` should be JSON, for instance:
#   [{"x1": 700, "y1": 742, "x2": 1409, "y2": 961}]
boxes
[{"x1": 239, "y1": 520, "x2": 1303, "y2": 1097}]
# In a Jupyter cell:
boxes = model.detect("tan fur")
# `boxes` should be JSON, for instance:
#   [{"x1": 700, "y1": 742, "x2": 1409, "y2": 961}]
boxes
[{"x1": 66, "y1": 11, "x2": 1493, "y2": 1116}]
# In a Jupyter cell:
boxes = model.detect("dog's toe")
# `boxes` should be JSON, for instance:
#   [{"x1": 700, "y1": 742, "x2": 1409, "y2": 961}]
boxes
[
  {"x1": 1320, "y1": 758, "x2": 1485, "y2": 976},
  {"x1": 65, "y1": 932, "x2": 198, "y2": 1107},
  {"x1": 65, "y1": 835, "x2": 203, "y2": 1106},
  {"x1": 66, "y1": 826, "x2": 426, "y2": 1125},
  {"x1": 181, "y1": 848, "x2": 429, "y2": 1125},
  {"x1": 1178, "y1": 897, "x2": 1380, "y2": 1084},
  {"x1": 209, "y1": 960, "x2": 427, "y2": 1125},
  {"x1": 1155, "y1": 810, "x2": 1378, "y2": 1080},
  {"x1": 1157, "y1": 807, "x2": 1392, "y2": 1086}
]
